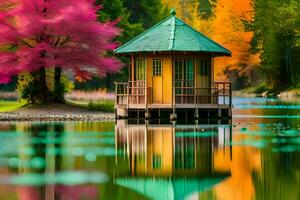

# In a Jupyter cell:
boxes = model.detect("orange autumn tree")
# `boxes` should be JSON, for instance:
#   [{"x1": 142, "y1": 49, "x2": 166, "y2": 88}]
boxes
[
  {"x1": 162, "y1": 0, "x2": 260, "y2": 88},
  {"x1": 162, "y1": 0, "x2": 192, "y2": 22},
  {"x1": 210, "y1": 0, "x2": 260, "y2": 87}
]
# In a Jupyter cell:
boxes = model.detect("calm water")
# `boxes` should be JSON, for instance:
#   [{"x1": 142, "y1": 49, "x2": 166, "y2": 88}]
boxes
[{"x1": 0, "y1": 97, "x2": 300, "y2": 200}]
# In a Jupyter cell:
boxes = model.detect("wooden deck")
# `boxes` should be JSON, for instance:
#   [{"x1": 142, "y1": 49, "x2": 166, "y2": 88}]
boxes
[{"x1": 115, "y1": 81, "x2": 232, "y2": 119}]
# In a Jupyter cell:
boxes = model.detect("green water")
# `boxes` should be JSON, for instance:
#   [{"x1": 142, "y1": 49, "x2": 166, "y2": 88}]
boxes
[{"x1": 0, "y1": 97, "x2": 300, "y2": 200}]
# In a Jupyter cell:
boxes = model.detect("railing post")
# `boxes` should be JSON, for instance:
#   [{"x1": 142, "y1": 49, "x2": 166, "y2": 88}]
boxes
[
  {"x1": 171, "y1": 85, "x2": 176, "y2": 121},
  {"x1": 145, "y1": 86, "x2": 148, "y2": 112},
  {"x1": 114, "y1": 82, "x2": 118, "y2": 106},
  {"x1": 216, "y1": 83, "x2": 219, "y2": 105},
  {"x1": 127, "y1": 83, "x2": 129, "y2": 110},
  {"x1": 229, "y1": 82, "x2": 232, "y2": 107},
  {"x1": 223, "y1": 83, "x2": 226, "y2": 105},
  {"x1": 194, "y1": 87, "x2": 197, "y2": 104},
  {"x1": 194, "y1": 87, "x2": 198, "y2": 119}
]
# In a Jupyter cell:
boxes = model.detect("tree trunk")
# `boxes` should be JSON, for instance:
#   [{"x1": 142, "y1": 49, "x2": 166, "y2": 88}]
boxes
[
  {"x1": 54, "y1": 66, "x2": 62, "y2": 84},
  {"x1": 53, "y1": 66, "x2": 64, "y2": 103},
  {"x1": 31, "y1": 67, "x2": 49, "y2": 104}
]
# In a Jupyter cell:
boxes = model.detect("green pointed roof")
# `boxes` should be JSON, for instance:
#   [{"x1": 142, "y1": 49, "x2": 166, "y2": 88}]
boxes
[{"x1": 114, "y1": 10, "x2": 231, "y2": 56}]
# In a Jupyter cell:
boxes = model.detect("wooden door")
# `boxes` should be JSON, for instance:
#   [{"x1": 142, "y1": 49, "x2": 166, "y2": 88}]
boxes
[
  {"x1": 152, "y1": 60, "x2": 163, "y2": 104},
  {"x1": 199, "y1": 59, "x2": 211, "y2": 89},
  {"x1": 196, "y1": 58, "x2": 212, "y2": 103}
]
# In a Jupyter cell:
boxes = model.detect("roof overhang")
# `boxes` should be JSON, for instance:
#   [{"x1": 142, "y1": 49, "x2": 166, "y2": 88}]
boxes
[{"x1": 114, "y1": 50, "x2": 231, "y2": 57}]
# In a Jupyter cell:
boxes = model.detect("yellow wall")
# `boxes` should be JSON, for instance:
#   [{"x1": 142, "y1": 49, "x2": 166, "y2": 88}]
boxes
[
  {"x1": 162, "y1": 58, "x2": 172, "y2": 104},
  {"x1": 132, "y1": 54, "x2": 213, "y2": 104},
  {"x1": 134, "y1": 55, "x2": 173, "y2": 105}
]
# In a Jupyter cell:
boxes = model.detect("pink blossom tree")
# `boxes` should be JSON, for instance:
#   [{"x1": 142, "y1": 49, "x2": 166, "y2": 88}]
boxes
[{"x1": 0, "y1": 0, "x2": 120, "y2": 103}]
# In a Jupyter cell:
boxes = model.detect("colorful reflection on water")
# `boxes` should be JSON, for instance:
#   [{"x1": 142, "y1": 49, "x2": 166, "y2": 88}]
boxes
[{"x1": 0, "y1": 97, "x2": 299, "y2": 200}]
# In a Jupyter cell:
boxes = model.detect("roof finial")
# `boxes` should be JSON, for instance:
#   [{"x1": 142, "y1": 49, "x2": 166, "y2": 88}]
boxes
[{"x1": 170, "y1": 9, "x2": 176, "y2": 16}]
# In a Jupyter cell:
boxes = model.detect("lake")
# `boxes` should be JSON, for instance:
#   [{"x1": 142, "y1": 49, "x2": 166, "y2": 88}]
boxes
[{"x1": 0, "y1": 97, "x2": 299, "y2": 200}]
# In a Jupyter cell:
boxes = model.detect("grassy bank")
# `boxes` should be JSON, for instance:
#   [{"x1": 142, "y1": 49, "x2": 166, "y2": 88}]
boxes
[
  {"x1": 0, "y1": 100, "x2": 26, "y2": 112},
  {"x1": 0, "y1": 99, "x2": 115, "y2": 113},
  {"x1": 87, "y1": 101, "x2": 114, "y2": 112}
]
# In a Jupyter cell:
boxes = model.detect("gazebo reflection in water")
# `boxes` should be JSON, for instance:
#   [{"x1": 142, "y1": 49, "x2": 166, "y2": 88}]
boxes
[{"x1": 114, "y1": 120, "x2": 232, "y2": 200}]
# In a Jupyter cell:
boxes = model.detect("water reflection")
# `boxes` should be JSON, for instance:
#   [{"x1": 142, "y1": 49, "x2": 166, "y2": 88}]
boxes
[
  {"x1": 0, "y1": 122, "x2": 111, "y2": 200},
  {"x1": 115, "y1": 121, "x2": 232, "y2": 200},
  {"x1": 0, "y1": 96, "x2": 300, "y2": 200}
]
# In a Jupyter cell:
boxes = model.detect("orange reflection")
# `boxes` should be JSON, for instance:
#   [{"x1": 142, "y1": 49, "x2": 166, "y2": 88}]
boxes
[
  {"x1": 116, "y1": 122, "x2": 232, "y2": 177},
  {"x1": 213, "y1": 130, "x2": 261, "y2": 200}
]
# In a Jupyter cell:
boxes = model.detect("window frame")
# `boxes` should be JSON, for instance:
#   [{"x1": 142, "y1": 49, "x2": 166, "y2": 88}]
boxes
[
  {"x1": 174, "y1": 60, "x2": 194, "y2": 81},
  {"x1": 135, "y1": 59, "x2": 146, "y2": 80},
  {"x1": 152, "y1": 59, "x2": 162, "y2": 77},
  {"x1": 174, "y1": 59, "x2": 195, "y2": 95}
]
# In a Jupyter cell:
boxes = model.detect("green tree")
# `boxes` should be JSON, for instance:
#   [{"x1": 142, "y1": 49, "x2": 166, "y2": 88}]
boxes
[
  {"x1": 123, "y1": 0, "x2": 168, "y2": 29},
  {"x1": 251, "y1": 0, "x2": 299, "y2": 92},
  {"x1": 96, "y1": 0, "x2": 143, "y2": 43}
]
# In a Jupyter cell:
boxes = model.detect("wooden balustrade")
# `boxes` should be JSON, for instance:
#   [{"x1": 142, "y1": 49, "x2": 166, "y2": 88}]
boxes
[
  {"x1": 173, "y1": 81, "x2": 231, "y2": 106},
  {"x1": 115, "y1": 81, "x2": 232, "y2": 108},
  {"x1": 114, "y1": 82, "x2": 129, "y2": 106},
  {"x1": 115, "y1": 81, "x2": 150, "y2": 106}
]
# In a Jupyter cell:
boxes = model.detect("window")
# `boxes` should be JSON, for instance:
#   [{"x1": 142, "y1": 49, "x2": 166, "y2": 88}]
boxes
[
  {"x1": 135, "y1": 59, "x2": 146, "y2": 80},
  {"x1": 152, "y1": 60, "x2": 162, "y2": 76},
  {"x1": 174, "y1": 60, "x2": 194, "y2": 81},
  {"x1": 199, "y1": 59, "x2": 211, "y2": 76},
  {"x1": 174, "y1": 60, "x2": 194, "y2": 94},
  {"x1": 185, "y1": 60, "x2": 194, "y2": 80}
]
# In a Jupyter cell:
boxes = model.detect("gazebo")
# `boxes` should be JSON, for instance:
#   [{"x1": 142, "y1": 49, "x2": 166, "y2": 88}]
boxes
[{"x1": 114, "y1": 9, "x2": 232, "y2": 120}]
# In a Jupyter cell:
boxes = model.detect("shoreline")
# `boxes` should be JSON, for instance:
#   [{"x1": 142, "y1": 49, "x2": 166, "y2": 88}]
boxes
[
  {"x1": 0, "y1": 103, "x2": 115, "y2": 122},
  {"x1": 233, "y1": 88, "x2": 300, "y2": 98},
  {"x1": 0, "y1": 113, "x2": 115, "y2": 122}
]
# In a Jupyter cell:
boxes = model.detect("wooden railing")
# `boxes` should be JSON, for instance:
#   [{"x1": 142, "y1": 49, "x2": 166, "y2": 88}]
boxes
[
  {"x1": 115, "y1": 81, "x2": 232, "y2": 107},
  {"x1": 115, "y1": 81, "x2": 151, "y2": 106},
  {"x1": 128, "y1": 81, "x2": 150, "y2": 105},
  {"x1": 115, "y1": 82, "x2": 129, "y2": 106},
  {"x1": 174, "y1": 81, "x2": 232, "y2": 106}
]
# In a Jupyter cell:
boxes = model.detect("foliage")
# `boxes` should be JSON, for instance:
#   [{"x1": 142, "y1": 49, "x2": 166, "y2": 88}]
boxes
[
  {"x1": 251, "y1": 0, "x2": 299, "y2": 92},
  {"x1": 88, "y1": 101, "x2": 114, "y2": 112},
  {"x1": 241, "y1": 82, "x2": 268, "y2": 95},
  {"x1": 0, "y1": 0, "x2": 120, "y2": 102},
  {"x1": 162, "y1": 0, "x2": 197, "y2": 22},
  {"x1": 96, "y1": 0, "x2": 143, "y2": 43},
  {"x1": 123, "y1": 0, "x2": 168, "y2": 29},
  {"x1": 17, "y1": 71, "x2": 73, "y2": 104},
  {"x1": 253, "y1": 83, "x2": 268, "y2": 94},
  {"x1": 17, "y1": 73, "x2": 35, "y2": 103}
]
